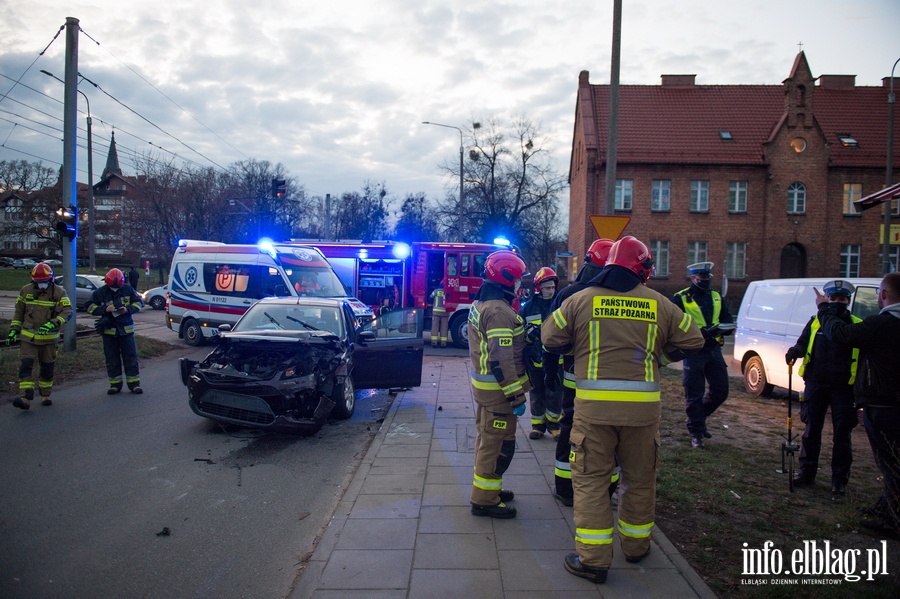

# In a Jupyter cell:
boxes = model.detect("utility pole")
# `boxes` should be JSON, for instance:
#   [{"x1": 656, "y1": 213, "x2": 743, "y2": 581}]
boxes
[
  {"x1": 61, "y1": 16, "x2": 79, "y2": 351},
  {"x1": 604, "y1": 0, "x2": 622, "y2": 216}
]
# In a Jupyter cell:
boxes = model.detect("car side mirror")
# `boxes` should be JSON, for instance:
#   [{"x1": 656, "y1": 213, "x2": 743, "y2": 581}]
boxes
[
  {"x1": 218, "y1": 324, "x2": 232, "y2": 333},
  {"x1": 357, "y1": 330, "x2": 376, "y2": 344}
]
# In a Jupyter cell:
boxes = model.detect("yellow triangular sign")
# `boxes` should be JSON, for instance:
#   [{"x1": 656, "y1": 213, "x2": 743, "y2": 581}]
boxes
[{"x1": 589, "y1": 215, "x2": 631, "y2": 240}]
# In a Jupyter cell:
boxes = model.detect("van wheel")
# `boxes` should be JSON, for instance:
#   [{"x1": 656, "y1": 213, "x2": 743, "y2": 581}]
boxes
[
  {"x1": 449, "y1": 311, "x2": 469, "y2": 349},
  {"x1": 744, "y1": 356, "x2": 773, "y2": 397},
  {"x1": 183, "y1": 319, "x2": 204, "y2": 347},
  {"x1": 331, "y1": 378, "x2": 356, "y2": 419}
]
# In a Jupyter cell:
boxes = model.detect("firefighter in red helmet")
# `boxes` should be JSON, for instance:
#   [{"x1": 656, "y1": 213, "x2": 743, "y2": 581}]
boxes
[
  {"x1": 468, "y1": 250, "x2": 532, "y2": 519},
  {"x1": 519, "y1": 266, "x2": 562, "y2": 439},
  {"x1": 543, "y1": 236, "x2": 703, "y2": 583},
  {"x1": 8, "y1": 262, "x2": 72, "y2": 409},
  {"x1": 86, "y1": 268, "x2": 145, "y2": 394}
]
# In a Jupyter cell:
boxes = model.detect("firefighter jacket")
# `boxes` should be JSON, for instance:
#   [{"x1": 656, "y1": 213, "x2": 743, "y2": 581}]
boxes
[
  {"x1": 792, "y1": 311, "x2": 860, "y2": 385},
  {"x1": 671, "y1": 284, "x2": 733, "y2": 349},
  {"x1": 468, "y1": 284, "x2": 531, "y2": 409},
  {"x1": 518, "y1": 293, "x2": 555, "y2": 365},
  {"x1": 431, "y1": 287, "x2": 446, "y2": 314},
  {"x1": 11, "y1": 283, "x2": 72, "y2": 345},
  {"x1": 86, "y1": 284, "x2": 143, "y2": 336},
  {"x1": 543, "y1": 271, "x2": 704, "y2": 426},
  {"x1": 817, "y1": 301, "x2": 900, "y2": 408}
]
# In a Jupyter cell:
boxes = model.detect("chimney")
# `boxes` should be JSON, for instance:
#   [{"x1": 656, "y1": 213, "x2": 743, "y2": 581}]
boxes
[
  {"x1": 661, "y1": 74, "x2": 696, "y2": 87},
  {"x1": 818, "y1": 75, "x2": 856, "y2": 90}
]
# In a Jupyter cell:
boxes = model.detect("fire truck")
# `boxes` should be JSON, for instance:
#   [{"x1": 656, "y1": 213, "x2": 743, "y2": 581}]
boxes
[{"x1": 287, "y1": 240, "x2": 512, "y2": 348}]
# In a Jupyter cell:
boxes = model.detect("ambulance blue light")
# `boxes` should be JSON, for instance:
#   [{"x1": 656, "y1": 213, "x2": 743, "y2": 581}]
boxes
[
  {"x1": 258, "y1": 238, "x2": 277, "y2": 259},
  {"x1": 493, "y1": 236, "x2": 510, "y2": 247}
]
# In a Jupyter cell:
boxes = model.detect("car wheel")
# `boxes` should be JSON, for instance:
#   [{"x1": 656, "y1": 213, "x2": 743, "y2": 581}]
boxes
[
  {"x1": 744, "y1": 355, "x2": 773, "y2": 397},
  {"x1": 149, "y1": 295, "x2": 165, "y2": 310},
  {"x1": 331, "y1": 377, "x2": 356, "y2": 419},
  {"x1": 449, "y1": 311, "x2": 469, "y2": 349},
  {"x1": 183, "y1": 319, "x2": 204, "y2": 347}
]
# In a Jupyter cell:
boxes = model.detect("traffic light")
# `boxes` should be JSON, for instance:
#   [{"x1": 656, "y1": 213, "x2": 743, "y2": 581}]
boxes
[
  {"x1": 55, "y1": 204, "x2": 78, "y2": 240},
  {"x1": 272, "y1": 178, "x2": 286, "y2": 199}
]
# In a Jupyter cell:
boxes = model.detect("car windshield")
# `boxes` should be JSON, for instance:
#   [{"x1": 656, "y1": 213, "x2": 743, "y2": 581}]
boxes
[
  {"x1": 235, "y1": 304, "x2": 344, "y2": 337},
  {"x1": 283, "y1": 266, "x2": 348, "y2": 298}
]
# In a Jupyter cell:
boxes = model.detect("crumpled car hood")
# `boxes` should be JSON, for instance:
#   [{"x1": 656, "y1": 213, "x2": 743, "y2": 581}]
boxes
[{"x1": 197, "y1": 333, "x2": 344, "y2": 381}]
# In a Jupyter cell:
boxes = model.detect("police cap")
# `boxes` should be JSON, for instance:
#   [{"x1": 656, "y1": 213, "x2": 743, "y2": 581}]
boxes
[
  {"x1": 823, "y1": 280, "x2": 855, "y2": 297},
  {"x1": 688, "y1": 262, "x2": 714, "y2": 276}
]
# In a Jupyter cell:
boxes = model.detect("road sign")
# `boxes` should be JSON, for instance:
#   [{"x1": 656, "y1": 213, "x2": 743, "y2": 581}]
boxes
[
  {"x1": 589, "y1": 215, "x2": 631, "y2": 240},
  {"x1": 556, "y1": 251, "x2": 574, "y2": 257}
]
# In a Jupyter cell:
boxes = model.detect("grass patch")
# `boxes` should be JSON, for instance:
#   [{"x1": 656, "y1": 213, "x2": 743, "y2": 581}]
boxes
[{"x1": 655, "y1": 368, "x2": 900, "y2": 597}]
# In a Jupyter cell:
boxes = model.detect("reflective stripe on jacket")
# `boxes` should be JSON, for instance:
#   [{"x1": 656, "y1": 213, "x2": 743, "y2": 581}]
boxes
[
  {"x1": 798, "y1": 315, "x2": 861, "y2": 384},
  {"x1": 468, "y1": 298, "x2": 531, "y2": 405}
]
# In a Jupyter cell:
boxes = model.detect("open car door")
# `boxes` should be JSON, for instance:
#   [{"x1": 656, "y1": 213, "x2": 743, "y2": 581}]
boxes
[{"x1": 352, "y1": 308, "x2": 424, "y2": 389}]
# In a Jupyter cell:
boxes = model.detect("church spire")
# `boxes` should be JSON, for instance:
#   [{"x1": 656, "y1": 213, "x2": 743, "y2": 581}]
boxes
[{"x1": 101, "y1": 131, "x2": 122, "y2": 179}]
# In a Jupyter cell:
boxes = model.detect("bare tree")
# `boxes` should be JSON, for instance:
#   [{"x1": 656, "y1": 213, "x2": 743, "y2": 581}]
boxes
[
  {"x1": 331, "y1": 181, "x2": 391, "y2": 241},
  {"x1": 391, "y1": 192, "x2": 442, "y2": 242}
]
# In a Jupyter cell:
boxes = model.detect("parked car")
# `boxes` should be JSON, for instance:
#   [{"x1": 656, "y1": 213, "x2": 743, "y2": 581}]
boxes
[
  {"x1": 179, "y1": 297, "x2": 424, "y2": 435},
  {"x1": 45, "y1": 259, "x2": 63, "y2": 268},
  {"x1": 12, "y1": 258, "x2": 37, "y2": 270},
  {"x1": 142, "y1": 285, "x2": 168, "y2": 310},
  {"x1": 0, "y1": 257, "x2": 14, "y2": 267},
  {"x1": 73, "y1": 274, "x2": 106, "y2": 310}
]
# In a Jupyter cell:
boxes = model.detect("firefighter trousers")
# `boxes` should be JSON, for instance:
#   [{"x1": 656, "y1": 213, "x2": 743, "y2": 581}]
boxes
[
  {"x1": 471, "y1": 402, "x2": 517, "y2": 506},
  {"x1": 430, "y1": 313, "x2": 449, "y2": 347},
  {"x1": 102, "y1": 333, "x2": 140, "y2": 389},
  {"x1": 525, "y1": 360, "x2": 561, "y2": 433},
  {"x1": 570, "y1": 414, "x2": 658, "y2": 568},
  {"x1": 18, "y1": 340, "x2": 58, "y2": 400}
]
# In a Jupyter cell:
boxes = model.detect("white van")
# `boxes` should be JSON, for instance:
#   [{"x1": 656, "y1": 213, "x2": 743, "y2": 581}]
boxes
[
  {"x1": 167, "y1": 240, "x2": 373, "y2": 345},
  {"x1": 733, "y1": 277, "x2": 882, "y2": 396}
]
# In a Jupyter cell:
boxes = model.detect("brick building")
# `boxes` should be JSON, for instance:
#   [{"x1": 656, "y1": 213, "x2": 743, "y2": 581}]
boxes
[{"x1": 568, "y1": 51, "x2": 899, "y2": 305}]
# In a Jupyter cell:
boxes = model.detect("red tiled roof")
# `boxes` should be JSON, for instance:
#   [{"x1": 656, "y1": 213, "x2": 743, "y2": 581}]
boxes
[{"x1": 584, "y1": 82, "x2": 897, "y2": 168}]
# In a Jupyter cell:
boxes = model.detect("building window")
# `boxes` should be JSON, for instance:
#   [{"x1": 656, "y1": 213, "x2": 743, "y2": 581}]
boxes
[
  {"x1": 648, "y1": 240, "x2": 669, "y2": 277},
  {"x1": 840, "y1": 244, "x2": 860, "y2": 277},
  {"x1": 729, "y1": 181, "x2": 748, "y2": 213},
  {"x1": 651, "y1": 180, "x2": 670, "y2": 212},
  {"x1": 893, "y1": 199, "x2": 900, "y2": 216},
  {"x1": 687, "y1": 241, "x2": 708, "y2": 267},
  {"x1": 843, "y1": 183, "x2": 862, "y2": 215},
  {"x1": 690, "y1": 180, "x2": 709, "y2": 212},
  {"x1": 889, "y1": 247, "x2": 900, "y2": 272},
  {"x1": 615, "y1": 179, "x2": 632, "y2": 211},
  {"x1": 787, "y1": 182, "x2": 806, "y2": 214},
  {"x1": 725, "y1": 242, "x2": 747, "y2": 279}
]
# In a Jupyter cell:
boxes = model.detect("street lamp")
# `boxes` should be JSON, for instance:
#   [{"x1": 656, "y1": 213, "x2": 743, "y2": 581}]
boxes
[
  {"x1": 41, "y1": 69, "x2": 96, "y2": 274},
  {"x1": 423, "y1": 121, "x2": 465, "y2": 241},
  {"x1": 884, "y1": 57, "x2": 900, "y2": 275}
]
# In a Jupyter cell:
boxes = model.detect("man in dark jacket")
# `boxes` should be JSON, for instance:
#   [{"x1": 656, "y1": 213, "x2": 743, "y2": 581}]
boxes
[
  {"x1": 87, "y1": 268, "x2": 144, "y2": 394},
  {"x1": 785, "y1": 280, "x2": 860, "y2": 494},
  {"x1": 817, "y1": 272, "x2": 900, "y2": 536}
]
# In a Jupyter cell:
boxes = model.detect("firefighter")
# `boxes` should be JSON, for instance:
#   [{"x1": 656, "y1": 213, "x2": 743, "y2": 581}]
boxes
[
  {"x1": 430, "y1": 279, "x2": 449, "y2": 347},
  {"x1": 468, "y1": 250, "x2": 532, "y2": 519},
  {"x1": 7, "y1": 262, "x2": 72, "y2": 409},
  {"x1": 543, "y1": 236, "x2": 704, "y2": 583},
  {"x1": 785, "y1": 280, "x2": 860, "y2": 494},
  {"x1": 87, "y1": 268, "x2": 144, "y2": 394},
  {"x1": 519, "y1": 267, "x2": 562, "y2": 439},
  {"x1": 544, "y1": 239, "x2": 618, "y2": 506},
  {"x1": 671, "y1": 262, "x2": 734, "y2": 448}
]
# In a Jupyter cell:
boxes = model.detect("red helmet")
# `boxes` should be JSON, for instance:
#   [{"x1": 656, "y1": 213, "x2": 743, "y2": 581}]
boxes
[
  {"x1": 533, "y1": 267, "x2": 558, "y2": 291},
  {"x1": 483, "y1": 250, "x2": 529, "y2": 288},
  {"x1": 31, "y1": 262, "x2": 54, "y2": 283},
  {"x1": 105, "y1": 268, "x2": 125, "y2": 288},
  {"x1": 585, "y1": 238, "x2": 614, "y2": 267},
  {"x1": 609, "y1": 236, "x2": 654, "y2": 282}
]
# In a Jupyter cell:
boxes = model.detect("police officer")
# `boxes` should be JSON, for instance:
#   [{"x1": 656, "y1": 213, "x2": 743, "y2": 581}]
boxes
[
  {"x1": 544, "y1": 239, "x2": 617, "y2": 506},
  {"x1": 519, "y1": 267, "x2": 562, "y2": 439},
  {"x1": 785, "y1": 280, "x2": 860, "y2": 494},
  {"x1": 543, "y1": 236, "x2": 704, "y2": 583},
  {"x1": 671, "y1": 262, "x2": 734, "y2": 448},
  {"x1": 430, "y1": 279, "x2": 449, "y2": 347},
  {"x1": 7, "y1": 262, "x2": 72, "y2": 409},
  {"x1": 87, "y1": 268, "x2": 144, "y2": 394},
  {"x1": 468, "y1": 250, "x2": 532, "y2": 519}
]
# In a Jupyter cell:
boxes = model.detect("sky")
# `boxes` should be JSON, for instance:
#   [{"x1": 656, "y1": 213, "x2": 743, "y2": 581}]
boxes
[{"x1": 1, "y1": 0, "x2": 898, "y2": 208}]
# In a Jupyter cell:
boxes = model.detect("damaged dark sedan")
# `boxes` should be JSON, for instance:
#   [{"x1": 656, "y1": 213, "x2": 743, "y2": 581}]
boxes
[{"x1": 180, "y1": 297, "x2": 423, "y2": 435}]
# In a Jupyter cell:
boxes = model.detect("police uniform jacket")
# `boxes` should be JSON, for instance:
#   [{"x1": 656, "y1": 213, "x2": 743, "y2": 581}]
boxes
[
  {"x1": 791, "y1": 310, "x2": 859, "y2": 386},
  {"x1": 86, "y1": 284, "x2": 143, "y2": 336},
  {"x1": 468, "y1": 284, "x2": 531, "y2": 409},
  {"x1": 671, "y1": 284, "x2": 733, "y2": 350},
  {"x1": 11, "y1": 283, "x2": 72, "y2": 345},
  {"x1": 543, "y1": 269, "x2": 704, "y2": 426},
  {"x1": 817, "y1": 302, "x2": 900, "y2": 408}
]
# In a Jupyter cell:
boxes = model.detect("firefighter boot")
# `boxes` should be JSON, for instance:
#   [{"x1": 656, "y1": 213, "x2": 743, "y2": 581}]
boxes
[
  {"x1": 471, "y1": 501, "x2": 517, "y2": 519},
  {"x1": 13, "y1": 397, "x2": 31, "y2": 410},
  {"x1": 564, "y1": 554, "x2": 608, "y2": 583},
  {"x1": 41, "y1": 396, "x2": 52, "y2": 406}
]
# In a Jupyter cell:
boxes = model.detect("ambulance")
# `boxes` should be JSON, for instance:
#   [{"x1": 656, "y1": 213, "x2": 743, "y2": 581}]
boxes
[{"x1": 166, "y1": 239, "x2": 373, "y2": 345}]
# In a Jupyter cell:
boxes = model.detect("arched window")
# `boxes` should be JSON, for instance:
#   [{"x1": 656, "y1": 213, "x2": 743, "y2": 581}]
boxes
[{"x1": 787, "y1": 182, "x2": 806, "y2": 214}]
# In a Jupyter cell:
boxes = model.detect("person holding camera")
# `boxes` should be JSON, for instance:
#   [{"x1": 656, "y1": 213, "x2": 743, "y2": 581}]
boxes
[{"x1": 86, "y1": 268, "x2": 144, "y2": 395}]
